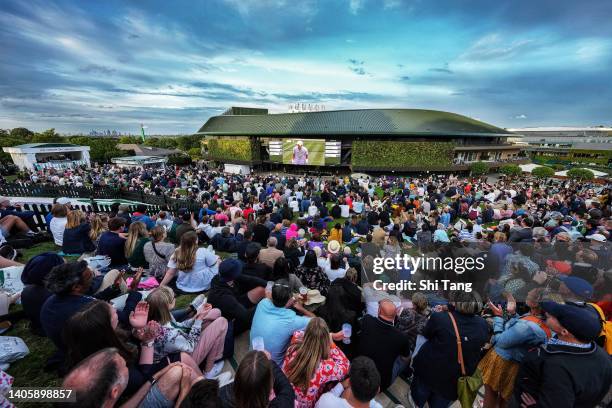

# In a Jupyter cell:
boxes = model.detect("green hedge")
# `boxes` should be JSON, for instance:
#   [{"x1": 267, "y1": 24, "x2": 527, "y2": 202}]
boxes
[
  {"x1": 207, "y1": 138, "x2": 258, "y2": 162},
  {"x1": 352, "y1": 141, "x2": 454, "y2": 169}
]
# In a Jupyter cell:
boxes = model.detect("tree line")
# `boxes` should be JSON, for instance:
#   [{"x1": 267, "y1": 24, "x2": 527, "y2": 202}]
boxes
[{"x1": 0, "y1": 128, "x2": 203, "y2": 163}]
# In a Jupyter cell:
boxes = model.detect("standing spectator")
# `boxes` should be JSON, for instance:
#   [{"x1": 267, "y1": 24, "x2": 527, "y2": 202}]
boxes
[
  {"x1": 358, "y1": 299, "x2": 411, "y2": 391},
  {"x1": 411, "y1": 291, "x2": 488, "y2": 408}
]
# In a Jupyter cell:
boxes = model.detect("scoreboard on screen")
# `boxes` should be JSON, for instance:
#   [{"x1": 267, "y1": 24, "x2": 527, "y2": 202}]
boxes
[{"x1": 268, "y1": 139, "x2": 341, "y2": 165}]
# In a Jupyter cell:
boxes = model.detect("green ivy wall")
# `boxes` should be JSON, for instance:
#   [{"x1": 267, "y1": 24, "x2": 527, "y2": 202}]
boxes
[
  {"x1": 352, "y1": 140, "x2": 455, "y2": 169},
  {"x1": 206, "y1": 138, "x2": 259, "y2": 162}
]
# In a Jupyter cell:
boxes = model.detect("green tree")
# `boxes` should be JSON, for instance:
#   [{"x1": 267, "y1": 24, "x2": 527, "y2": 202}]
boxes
[
  {"x1": 469, "y1": 161, "x2": 489, "y2": 176},
  {"x1": 118, "y1": 136, "x2": 140, "y2": 144},
  {"x1": 187, "y1": 147, "x2": 202, "y2": 160},
  {"x1": 9, "y1": 127, "x2": 34, "y2": 141},
  {"x1": 566, "y1": 168, "x2": 595, "y2": 180},
  {"x1": 67, "y1": 136, "x2": 123, "y2": 163},
  {"x1": 32, "y1": 128, "x2": 63, "y2": 143},
  {"x1": 531, "y1": 166, "x2": 555, "y2": 178},
  {"x1": 499, "y1": 164, "x2": 521, "y2": 177}
]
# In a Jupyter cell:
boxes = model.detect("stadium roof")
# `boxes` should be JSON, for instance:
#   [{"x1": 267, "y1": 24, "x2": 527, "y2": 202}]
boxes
[
  {"x1": 197, "y1": 108, "x2": 511, "y2": 137},
  {"x1": 14, "y1": 143, "x2": 81, "y2": 148}
]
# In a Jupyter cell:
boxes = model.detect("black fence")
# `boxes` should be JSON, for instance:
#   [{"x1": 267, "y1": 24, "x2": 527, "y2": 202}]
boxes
[{"x1": 0, "y1": 184, "x2": 202, "y2": 231}]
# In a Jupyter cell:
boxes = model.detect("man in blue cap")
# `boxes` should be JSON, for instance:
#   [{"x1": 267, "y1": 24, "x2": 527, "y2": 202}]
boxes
[
  {"x1": 207, "y1": 258, "x2": 267, "y2": 335},
  {"x1": 512, "y1": 301, "x2": 611, "y2": 408}
]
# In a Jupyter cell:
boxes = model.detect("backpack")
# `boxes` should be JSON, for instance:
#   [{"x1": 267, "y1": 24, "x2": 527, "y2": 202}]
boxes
[{"x1": 588, "y1": 303, "x2": 612, "y2": 355}]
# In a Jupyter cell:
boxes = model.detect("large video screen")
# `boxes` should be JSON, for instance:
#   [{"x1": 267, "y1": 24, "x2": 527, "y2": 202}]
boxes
[{"x1": 269, "y1": 139, "x2": 341, "y2": 165}]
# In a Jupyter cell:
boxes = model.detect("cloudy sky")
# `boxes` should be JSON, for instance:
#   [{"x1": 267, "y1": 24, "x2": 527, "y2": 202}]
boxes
[{"x1": 1, "y1": 0, "x2": 611, "y2": 134}]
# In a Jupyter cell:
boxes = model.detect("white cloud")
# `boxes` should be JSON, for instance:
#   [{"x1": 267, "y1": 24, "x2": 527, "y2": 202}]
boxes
[
  {"x1": 460, "y1": 33, "x2": 535, "y2": 60},
  {"x1": 383, "y1": 0, "x2": 402, "y2": 9},
  {"x1": 515, "y1": 114, "x2": 527, "y2": 119},
  {"x1": 349, "y1": 0, "x2": 365, "y2": 15}
]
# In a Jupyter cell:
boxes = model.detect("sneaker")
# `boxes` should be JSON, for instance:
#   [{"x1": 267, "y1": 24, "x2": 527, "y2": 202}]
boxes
[
  {"x1": 214, "y1": 371, "x2": 233, "y2": 388},
  {"x1": 204, "y1": 360, "x2": 225, "y2": 379},
  {"x1": 190, "y1": 294, "x2": 207, "y2": 311}
]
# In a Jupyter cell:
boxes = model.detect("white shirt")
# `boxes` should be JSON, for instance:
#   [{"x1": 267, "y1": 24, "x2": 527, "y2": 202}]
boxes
[
  {"x1": 167, "y1": 247, "x2": 219, "y2": 292},
  {"x1": 323, "y1": 259, "x2": 347, "y2": 282},
  {"x1": 340, "y1": 205, "x2": 350, "y2": 218},
  {"x1": 315, "y1": 383, "x2": 382, "y2": 408},
  {"x1": 308, "y1": 205, "x2": 319, "y2": 217},
  {"x1": 50, "y1": 217, "x2": 67, "y2": 245}
]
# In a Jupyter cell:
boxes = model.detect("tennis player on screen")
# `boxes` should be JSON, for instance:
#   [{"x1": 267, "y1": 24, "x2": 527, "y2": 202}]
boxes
[{"x1": 292, "y1": 140, "x2": 309, "y2": 165}]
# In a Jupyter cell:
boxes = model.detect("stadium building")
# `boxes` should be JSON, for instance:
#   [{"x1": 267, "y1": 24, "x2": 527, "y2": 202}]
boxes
[{"x1": 197, "y1": 107, "x2": 525, "y2": 173}]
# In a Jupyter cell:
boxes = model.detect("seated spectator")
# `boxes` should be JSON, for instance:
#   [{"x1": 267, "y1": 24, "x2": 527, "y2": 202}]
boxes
[
  {"x1": 40, "y1": 261, "x2": 136, "y2": 361},
  {"x1": 358, "y1": 299, "x2": 411, "y2": 391},
  {"x1": 329, "y1": 223, "x2": 342, "y2": 243},
  {"x1": 161, "y1": 231, "x2": 219, "y2": 293},
  {"x1": 512, "y1": 301, "x2": 612, "y2": 407},
  {"x1": 272, "y1": 257, "x2": 304, "y2": 293},
  {"x1": 235, "y1": 229, "x2": 253, "y2": 262},
  {"x1": 20, "y1": 252, "x2": 64, "y2": 335},
  {"x1": 396, "y1": 292, "x2": 429, "y2": 353},
  {"x1": 258, "y1": 237, "x2": 284, "y2": 269},
  {"x1": 219, "y1": 350, "x2": 295, "y2": 407},
  {"x1": 211, "y1": 226, "x2": 243, "y2": 253},
  {"x1": 283, "y1": 237, "x2": 305, "y2": 271},
  {"x1": 295, "y1": 250, "x2": 331, "y2": 296},
  {"x1": 62, "y1": 210, "x2": 96, "y2": 255},
  {"x1": 146, "y1": 286, "x2": 228, "y2": 379},
  {"x1": 97, "y1": 217, "x2": 128, "y2": 268},
  {"x1": 282, "y1": 317, "x2": 349, "y2": 408},
  {"x1": 62, "y1": 348, "x2": 193, "y2": 408},
  {"x1": 131, "y1": 203, "x2": 156, "y2": 230},
  {"x1": 286, "y1": 223, "x2": 299, "y2": 241},
  {"x1": 270, "y1": 223, "x2": 287, "y2": 251},
  {"x1": 315, "y1": 356, "x2": 382, "y2": 408},
  {"x1": 179, "y1": 378, "x2": 223, "y2": 407},
  {"x1": 64, "y1": 300, "x2": 202, "y2": 397},
  {"x1": 88, "y1": 213, "x2": 108, "y2": 247},
  {"x1": 143, "y1": 226, "x2": 176, "y2": 280},
  {"x1": 156, "y1": 211, "x2": 173, "y2": 231},
  {"x1": 242, "y1": 242, "x2": 272, "y2": 281},
  {"x1": 49, "y1": 203, "x2": 68, "y2": 246},
  {"x1": 253, "y1": 215, "x2": 271, "y2": 247},
  {"x1": 125, "y1": 221, "x2": 150, "y2": 269},
  {"x1": 207, "y1": 259, "x2": 267, "y2": 335},
  {"x1": 176, "y1": 212, "x2": 197, "y2": 244},
  {"x1": 322, "y1": 252, "x2": 348, "y2": 282},
  {"x1": 0, "y1": 197, "x2": 37, "y2": 235},
  {"x1": 250, "y1": 279, "x2": 313, "y2": 365}
]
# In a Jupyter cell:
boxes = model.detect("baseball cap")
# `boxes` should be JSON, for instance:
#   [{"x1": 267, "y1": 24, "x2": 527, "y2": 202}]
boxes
[
  {"x1": 541, "y1": 301, "x2": 601, "y2": 342},
  {"x1": 219, "y1": 259, "x2": 242, "y2": 283},
  {"x1": 558, "y1": 275, "x2": 593, "y2": 300},
  {"x1": 585, "y1": 233, "x2": 607, "y2": 242}
]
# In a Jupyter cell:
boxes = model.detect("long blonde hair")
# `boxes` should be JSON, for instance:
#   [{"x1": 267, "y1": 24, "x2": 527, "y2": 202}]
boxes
[
  {"x1": 65, "y1": 210, "x2": 84, "y2": 229},
  {"x1": 145, "y1": 286, "x2": 174, "y2": 325},
  {"x1": 89, "y1": 214, "x2": 108, "y2": 242},
  {"x1": 285, "y1": 317, "x2": 331, "y2": 390},
  {"x1": 125, "y1": 221, "x2": 148, "y2": 258},
  {"x1": 173, "y1": 231, "x2": 198, "y2": 271}
]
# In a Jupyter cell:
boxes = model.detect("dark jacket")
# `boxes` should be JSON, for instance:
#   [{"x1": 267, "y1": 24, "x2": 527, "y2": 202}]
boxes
[
  {"x1": 62, "y1": 223, "x2": 96, "y2": 254},
  {"x1": 207, "y1": 274, "x2": 267, "y2": 334},
  {"x1": 270, "y1": 230, "x2": 287, "y2": 251},
  {"x1": 97, "y1": 231, "x2": 128, "y2": 267},
  {"x1": 358, "y1": 315, "x2": 412, "y2": 391},
  {"x1": 252, "y1": 224, "x2": 270, "y2": 247},
  {"x1": 412, "y1": 311, "x2": 488, "y2": 401},
  {"x1": 283, "y1": 246, "x2": 304, "y2": 271},
  {"x1": 211, "y1": 233, "x2": 243, "y2": 253},
  {"x1": 21, "y1": 284, "x2": 52, "y2": 335},
  {"x1": 512, "y1": 342, "x2": 612, "y2": 408},
  {"x1": 509, "y1": 227, "x2": 533, "y2": 242}
]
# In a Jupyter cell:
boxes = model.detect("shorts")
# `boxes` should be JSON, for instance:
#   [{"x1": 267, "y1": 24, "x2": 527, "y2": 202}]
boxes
[{"x1": 139, "y1": 383, "x2": 172, "y2": 408}]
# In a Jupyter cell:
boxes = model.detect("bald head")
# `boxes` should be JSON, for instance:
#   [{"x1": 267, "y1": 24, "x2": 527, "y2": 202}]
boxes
[
  {"x1": 63, "y1": 348, "x2": 127, "y2": 408},
  {"x1": 378, "y1": 299, "x2": 397, "y2": 322}
]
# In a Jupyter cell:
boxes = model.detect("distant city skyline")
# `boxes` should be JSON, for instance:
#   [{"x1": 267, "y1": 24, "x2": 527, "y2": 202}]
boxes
[{"x1": 1, "y1": 0, "x2": 611, "y2": 134}]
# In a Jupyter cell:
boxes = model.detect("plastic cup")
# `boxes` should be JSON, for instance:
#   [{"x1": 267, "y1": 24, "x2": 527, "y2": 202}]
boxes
[
  {"x1": 252, "y1": 336, "x2": 265, "y2": 351},
  {"x1": 265, "y1": 281, "x2": 274, "y2": 293},
  {"x1": 342, "y1": 323, "x2": 352, "y2": 344},
  {"x1": 299, "y1": 287, "x2": 308, "y2": 302}
]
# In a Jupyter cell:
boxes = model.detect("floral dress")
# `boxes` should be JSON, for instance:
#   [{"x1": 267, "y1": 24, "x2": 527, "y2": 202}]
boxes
[
  {"x1": 282, "y1": 331, "x2": 350, "y2": 408},
  {"x1": 294, "y1": 266, "x2": 331, "y2": 296}
]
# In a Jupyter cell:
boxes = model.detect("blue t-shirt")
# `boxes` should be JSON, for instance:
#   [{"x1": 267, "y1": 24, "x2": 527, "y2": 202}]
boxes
[{"x1": 250, "y1": 298, "x2": 310, "y2": 365}]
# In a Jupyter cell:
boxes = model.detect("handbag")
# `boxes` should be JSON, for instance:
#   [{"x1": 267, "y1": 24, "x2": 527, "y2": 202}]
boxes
[{"x1": 448, "y1": 311, "x2": 482, "y2": 408}]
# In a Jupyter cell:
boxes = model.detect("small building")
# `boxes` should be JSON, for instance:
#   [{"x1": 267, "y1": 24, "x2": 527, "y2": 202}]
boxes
[
  {"x1": 111, "y1": 155, "x2": 168, "y2": 168},
  {"x1": 2, "y1": 143, "x2": 91, "y2": 171}
]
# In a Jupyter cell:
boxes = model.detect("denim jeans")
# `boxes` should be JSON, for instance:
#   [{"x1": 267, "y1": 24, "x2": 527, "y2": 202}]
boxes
[{"x1": 410, "y1": 375, "x2": 453, "y2": 408}]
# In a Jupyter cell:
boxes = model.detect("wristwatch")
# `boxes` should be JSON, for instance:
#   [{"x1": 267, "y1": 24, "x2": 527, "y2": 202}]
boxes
[{"x1": 142, "y1": 341, "x2": 154, "y2": 348}]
